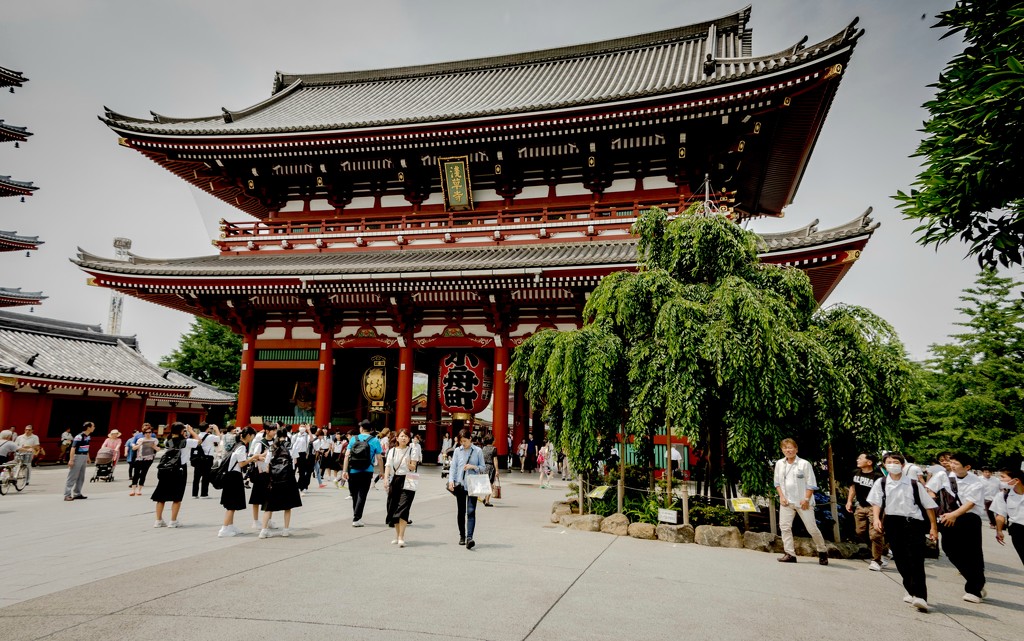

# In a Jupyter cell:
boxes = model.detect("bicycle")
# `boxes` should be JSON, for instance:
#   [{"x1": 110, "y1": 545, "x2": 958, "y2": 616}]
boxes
[{"x1": 0, "y1": 452, "x2": 30, "y2": 495}]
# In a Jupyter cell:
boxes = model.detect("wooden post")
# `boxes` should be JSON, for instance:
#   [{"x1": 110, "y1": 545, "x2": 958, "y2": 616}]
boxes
[
  {"x1": 491, "y1": 345, "x2": 510, "y2": 458},
  {"x1": 769, "y1": 496, "x2": 778, "y2": 536},
  {"x1": 617, "y1": 417, "x2": 625, "y2": 514},
  {"x1": 665, "y1": 420, "x2": 673, "y2": 508},
  {"x1": 236, "y1": 329, "x2": 257, "y2": 427},
  {"x1": 314, "y1": 331, "x2": 333, "y2": 427},
  {"x1": 395, "y1": 341, "x2": 414, "y2": 430},
  {"x1": 827, "y1": 443, "x2": 841, "y2": 542},
  {"x1": 681, "y1": 471, "x2": 690, "y2": 526}
]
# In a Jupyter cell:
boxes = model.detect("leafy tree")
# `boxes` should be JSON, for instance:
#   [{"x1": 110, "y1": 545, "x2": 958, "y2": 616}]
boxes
[
  {"x1": 895, "y1": 1, "x2": 1024, "y2": 267},
  {"x1": 160, "y1": 317, "x2": 242, "y2": 393},
  {"x1": 509, "y1": 207, "x2": 913, "y2": 496},
  {"x1": 903, "y1": 270, "x2": 1024, "y2": 466}
]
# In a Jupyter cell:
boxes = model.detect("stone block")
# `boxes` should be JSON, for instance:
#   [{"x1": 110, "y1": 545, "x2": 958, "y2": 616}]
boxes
[
  {"x1": 600, "y1": 513, "x2": 630, "y2": 536},
  {"x1": 827, "y1": 541, "x2": 860, "y2": 559},
  {"x1": 656, "y1": 524, "x2": 694, "y2": 544},
  {"x1": 743, "y1": 531, "x2": 781, "y2": 553},
  {"x1": 559, "y1": 514, "x2": 582, "y2": 528},
  {"x1": 627, "y1": 522, "x2": 657, "y2": 540},
  {"x1": 793, "y1": 537, "x2": 821, "y2": 557},
  {"x1": 693, "y1": 525, "x2": 743, "y2": 548},
  {"x1": 570, "y1": 514, "x2": 604, "y2": 532},
  {"x1": 551, "y1": 503, "x2": 574, "y2": 523}
]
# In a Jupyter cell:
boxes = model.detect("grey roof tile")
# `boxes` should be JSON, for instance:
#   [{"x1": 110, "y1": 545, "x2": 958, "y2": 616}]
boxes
[{"x1": 156, "y1": 369, "x2": 235, "y2": 404}]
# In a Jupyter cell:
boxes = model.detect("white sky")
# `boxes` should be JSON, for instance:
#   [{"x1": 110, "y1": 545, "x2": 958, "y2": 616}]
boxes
[{"x1": 1, "y1": 0, "x2": 1000, "y2": 362}]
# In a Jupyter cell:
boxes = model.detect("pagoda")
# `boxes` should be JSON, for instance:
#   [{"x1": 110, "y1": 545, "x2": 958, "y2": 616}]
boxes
[
  {"x1": 78, "y1": 7, "x2": 874, "y2": 458},
  {"x1": 0, "y1": 65, "x2": 44, "y2": 308}
]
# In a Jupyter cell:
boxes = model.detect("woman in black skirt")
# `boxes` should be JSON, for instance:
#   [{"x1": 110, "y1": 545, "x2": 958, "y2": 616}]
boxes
[
  {"x1": 260, "y1": 428, "x2": 302, "y2": 539},
  {"x1": 248, "y1": 424, "x2": 275, "y2": 531},
  {"x1": 151, "y1": 422, "x2": 199, "y2": 528},
  {"x1": 219, "y1": 427, "x2": 260, "y2": 538},
  {"x1": 384, "y1": 429, "x2": 420, "y2": 547}
]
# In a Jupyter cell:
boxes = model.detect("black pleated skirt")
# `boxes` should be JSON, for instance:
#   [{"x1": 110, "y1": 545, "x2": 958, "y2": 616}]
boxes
[
  {"x1": 151, "y1": 465, "x2": 187, "y2": 503},
  {"x1": 386, "y1": 475, "x2": 416, "y2": 525},
  {"x1": 220, "y1": 470, "x2": 246, "y2": 511}
]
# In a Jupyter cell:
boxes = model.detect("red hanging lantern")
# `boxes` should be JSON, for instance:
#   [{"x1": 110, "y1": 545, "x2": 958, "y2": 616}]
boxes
[{"x1": 438, "y1": 352, "x2": 492, "y2": 418}]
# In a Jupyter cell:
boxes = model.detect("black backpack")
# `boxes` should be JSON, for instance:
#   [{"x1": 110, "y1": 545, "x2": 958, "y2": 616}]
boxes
[
  {"x1": 158, "y1": 438, "x2": 185, "y2": 472},
  {"x1": 269, "y1": 442, "x2": 293, "y2": 482},
  {"x1": 210, "y1": 447, "x2": 239, "y2": 490},
  {"x1": 349, "y1": 435, "x2": 372, "y2": 468},
  {"x1": 190, "y1": 434, "x2": 214, "y2": 468},
  {"x1": 935, "y1": 476, "x2": 963, "y2": 518}
]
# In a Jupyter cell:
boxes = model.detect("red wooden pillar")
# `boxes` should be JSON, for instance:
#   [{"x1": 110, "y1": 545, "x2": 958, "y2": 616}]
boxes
[
  {"x1": 395, "y1": 342, "x2": 414, "y2": 430},
  {"x1": 236, "y1": 329, "x2": 257, "y2": 427},
  {"x1": 492, "y1": 345, "x2": 510, "y2": 457},
  {"x1": 425, "y1": 358, "x2": 440, "y2": 452},
  {"x1": 512, "y1": 381, "x2": 528, "y2": 446},
  {"x1": 0, "y1": 387, "x2": 12, "y2": 429},
  {"x1": 314, "y1": 331, "x2": 334, "y2": 427}
]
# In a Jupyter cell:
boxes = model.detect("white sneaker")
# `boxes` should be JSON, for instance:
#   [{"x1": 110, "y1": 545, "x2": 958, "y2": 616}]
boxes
[
  {"x1": 280, "y1": 528, "x2": 291, "y2": 538},
  {"x1": 391, "y1": 539, "x2": 398, "y2": 545},
  {"x1": 868, "y1": 561, "x2": 881, "y2": 572},
  {"x1": 258, "y1": 528, "x2": 272, "y2": 539},
  {"x1": 911, "y1": 597, "x2": 929, "y2": 612},
  {"x1": 268, "y1": 520, "x2": 279, "y2": 530},
  {"x1": 168, "y1": 521, "x2": 181, "y2": 528},
  {"x1": 252, "y1": 520, "x2": 261, "y2": 529},
  {"x1": 902, "y1": 594, "x2": 913, "y2": 604},
  {"x1": 962, "y1": 593, "x2": 981, "y2": 603},
  {"x1": 153, "y1": 520, "x2": 167, "y2": 528},
  {"x1": 218, "y1": 526, "x2": 238, "y2": 538},
  {"x1": 398, "y1": 539, "x2": 405, "y2": 548},
  {"x1": 352, "y1": 520, "x2": 364, "y2": 527},
  {"x1": 880, "y1": 557, "x2": 890, "y2": 569}
]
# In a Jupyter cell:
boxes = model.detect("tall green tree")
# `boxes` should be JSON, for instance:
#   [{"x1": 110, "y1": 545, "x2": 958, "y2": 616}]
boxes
[
  {"x1": 508, "y1": 207, "x2": 913, "y2": 496},
  {"x1": 903, "y1": 270, "x2": 1024, "y2": 466},
  {"x1": 895, "y1": 0, "x2": 1024, "y2": 267},
  {"x1": 160, "y1": 317, "x2": 242, "y2": 393}
]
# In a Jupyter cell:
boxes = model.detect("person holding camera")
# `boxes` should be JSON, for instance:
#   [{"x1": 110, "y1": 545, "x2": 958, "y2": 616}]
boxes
[
  {"x1": 191, "y1": 423, "x2": 221, "y2": 499},
  {"x1": 151, "y1": 422, "x2": 200, "y2": 528}
]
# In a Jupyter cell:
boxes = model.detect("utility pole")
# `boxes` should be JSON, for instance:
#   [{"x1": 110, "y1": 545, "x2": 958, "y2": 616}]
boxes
[{"x1": 107, "y1": 237, "x2": 132, "y2": 335}]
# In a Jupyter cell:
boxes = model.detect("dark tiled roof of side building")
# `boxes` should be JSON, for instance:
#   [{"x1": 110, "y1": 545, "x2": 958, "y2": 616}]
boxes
[{"x1": 155, "y1": 370, "x2": 236, "y2": 404}]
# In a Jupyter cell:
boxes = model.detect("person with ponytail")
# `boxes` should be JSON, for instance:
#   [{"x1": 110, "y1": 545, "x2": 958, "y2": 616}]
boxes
[
  {"x1": 151, "y1": 422, "x2": 200, "y2": 528},
  {"x1": 218, "y1": 427, "x2": 262, "y2": 537}
]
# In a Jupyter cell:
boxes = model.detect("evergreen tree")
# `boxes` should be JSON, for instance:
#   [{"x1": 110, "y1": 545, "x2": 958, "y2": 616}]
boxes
[
  {"x1": 160, "y1": 317, "x2": 242, "y2": 393},
  {"x1": 509, "y1": 207, "x2": 913, "y2": 496}
]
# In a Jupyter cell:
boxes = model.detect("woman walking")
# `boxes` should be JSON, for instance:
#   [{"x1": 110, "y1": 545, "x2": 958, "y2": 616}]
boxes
[
  {"x1": 151, "y1": 422, "x2": 200, "y2": 528},
  {"x1": 130, "y1": 426, "x2": 159, "y2": 495},
  {"x1": 219, "y1": 427, "x2": 261, "y2": 537},
  {"x1": 538, "y1": 442, "x2": 550, "y2": 488},
  {"x1": 447, "y1": 429, "x2": 486, "y2": 550},
  {"x1": 481, "y1": 436, "x2": 498, "y2": 506},
  {"x1": 384, "y1": 429, "x2": 420, "y2": 547},
  {"x1": 260, "y1": 426, "x2": 302, "y2": 538}
]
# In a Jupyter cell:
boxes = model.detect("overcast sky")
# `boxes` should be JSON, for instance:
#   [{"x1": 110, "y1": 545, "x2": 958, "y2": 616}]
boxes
[{"x1": 1, "y1": 0, "x2": 1003, "y2": 362}]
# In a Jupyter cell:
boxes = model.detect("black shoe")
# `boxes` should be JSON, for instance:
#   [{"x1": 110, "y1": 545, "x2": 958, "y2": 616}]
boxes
[
  {"x1": 818, "y1": 552, "x2": 829, "y2": 566},
  {"x1": 777, "y1": 554, "x2": 797, "y2": 563},
  {"x1": 74, "y1": 495, "x2": 88, "y2": 500},
  {"x1": 407, "y1": 520, "x2": 412, "y2": 525},
  {"x1": 466, "y1": 538, "x2": 476, "y2": 550},
  {"x1": 458, "y1": 537, "x2": 466, "y2": 546}
]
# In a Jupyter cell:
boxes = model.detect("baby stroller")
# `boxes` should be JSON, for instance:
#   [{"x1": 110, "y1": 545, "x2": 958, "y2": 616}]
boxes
[
  {"x1": 91, "y1": 447, "x2": 116, "y2": 482},
  {"x1": 440, "y1": 446, "x2": 455, "y2": 478}
]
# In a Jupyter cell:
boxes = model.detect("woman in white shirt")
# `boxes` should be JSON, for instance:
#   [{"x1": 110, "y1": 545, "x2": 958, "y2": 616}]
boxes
[
  {"x1": 150, "y1": 422, "x2": 200, "y2": 528},
  {"x1": 384, "y1": 429, "x2": 421, "y2": 547},
  {"x1": 219, "y1": 427, "x2": 262, "y2": 537}
]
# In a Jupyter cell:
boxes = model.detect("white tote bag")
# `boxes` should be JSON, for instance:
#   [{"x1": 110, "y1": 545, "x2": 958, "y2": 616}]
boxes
[
  {"x1": 465, "y1": 473, "x2": 492, "y2": 498},
  {"x1": 403, "y1": 472, "x2": 420, "y2": 491}
]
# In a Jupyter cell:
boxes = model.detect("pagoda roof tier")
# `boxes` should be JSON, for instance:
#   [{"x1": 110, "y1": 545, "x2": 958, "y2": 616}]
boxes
[
  {"x1": 99, "y1": 9, "x2": 863, "y2": 220},
  {"x1": 0, "y1": 175, "x2": 38, "y2": 197},
  {"x1": 74, "y1": 212, "x2": 876, "y2": 310},
  {"x1": 0, "y1": 65, "x2": 28, "y2": 88},
  {"x1": 0, "y1": 120, "x2": 32, "y2": 143},
  {"x1": 0, "y1": 229, "x2": 42, "y2": 252},
  {"x1": 152, "y1": 369, "x2": 236, "y2": 405},
  {"x1": 0, "y1": 310, "x2": 193, "y2": 395},
  {"x1": 0, "y1": 287, "x2": 45, "y2": 308}
]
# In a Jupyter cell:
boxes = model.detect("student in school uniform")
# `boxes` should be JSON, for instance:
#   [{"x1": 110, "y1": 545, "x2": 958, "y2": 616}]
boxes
[
  {"x1": 868, "y1": 452, "x2": 938, "y2": 612},
  {"x1": 218, "y1": 427, "x2": 261, "y2": 537},
  {"x1": 247, "y1": 424, "x2": 275, "y2": 531},
  {"x1": 935, "y1": 453, "x2": 988, "y2": 603},
  {"x1": 151, "y1": 422, "x2": 200, "y2": 528},
  {"x1": 992, "y1": 467, "x2": 1024, "y2": 566}
]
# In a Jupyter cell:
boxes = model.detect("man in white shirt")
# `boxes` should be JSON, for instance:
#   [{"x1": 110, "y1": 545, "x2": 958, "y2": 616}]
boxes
[
  {"x1": 979, "y1": 467, "x2": 1001, "y2": 527},
  {"x1": 773, "y1": 438, "x2": 828, "y2": 565},
  {"x1": 191, "y1": 423, "x2": 221, "y2": 499},
  {"x1": 291, "y1": 425, "x2": 314, "y2": 494},
  {"x1": 14, "y1": 425, "x2": 40, "y2": 485},
  {"x1": 992, "y1": 467, "x2": 1024, "y2": 566},
  {"x1": 868, "y1": 452, "x2": 938, "y2": 612},
  {"x1": 937, "y1": 453, "x2": 988, "y2": 603}
]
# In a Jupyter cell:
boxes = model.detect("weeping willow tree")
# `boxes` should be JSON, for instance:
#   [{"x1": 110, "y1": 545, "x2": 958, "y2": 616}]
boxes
[{"x1": 508, "y1": 206, "x2": 913, "y2": 497}]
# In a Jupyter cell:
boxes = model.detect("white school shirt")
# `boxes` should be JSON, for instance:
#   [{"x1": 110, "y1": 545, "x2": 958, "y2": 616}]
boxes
[
  {"x1": 991, "y1": 488, "x2": 1024, "y2": 525},
  {"x1": 332, "y1": 439, "x2": 345, "y2": 454},
  {"x1": 199, "y1": 433, "x2": 220, "y2": 455},
  {"x1": 867, "y1": 474, "x2": 937, "y2": 519},
  {"x1": 175, "y1": 438, "x2": 201, "y2": 466},
  {"x1": 290, "y1": 432, "x2": 310, "y2": 459},
  {"x1": 251, "y1": 440, "x2": 270, "y2": 473},
  {"x1": 773, "y1": 456, "x2": 817, "y2": 503},
  {"x1": 951, "y1": 473, "x2": 987, "y2": 519},
  {"x1": 981, "y1": 475, "x2": 1001, "y2": 501},
  {"x1": 904, "y1": 463, "x2": 924, "y2": 482},
  {"x1": 228, "y1": 444, "x2": 247, "y2": 472}
]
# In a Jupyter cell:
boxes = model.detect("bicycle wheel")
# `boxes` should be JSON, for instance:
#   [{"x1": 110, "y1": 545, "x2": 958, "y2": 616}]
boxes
[
  {"x1": 0, "y1": 470, "x2": 8, "y2": 495},
  {"x1": 13, "y1": 465, "x2": 27, "y2": 491}
]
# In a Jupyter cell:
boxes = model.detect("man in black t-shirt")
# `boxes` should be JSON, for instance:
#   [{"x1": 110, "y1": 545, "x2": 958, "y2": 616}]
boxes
[{"x1": 846, "y1": 452, "x2": 886, "y2": 570}]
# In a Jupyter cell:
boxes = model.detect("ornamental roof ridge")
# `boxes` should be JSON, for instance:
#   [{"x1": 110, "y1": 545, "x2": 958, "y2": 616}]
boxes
[
  {"x1": 0, "y1": 230, "x2": 43, "y2": 244},
  {"x1": 158, "y1": 369, "x2": 236, "y2": 403},
  {"x1": 0, "y1": 120, "x2": 33, "y2": 135},
  {"x1": 271, "y1": 6, "x2": 752, "y2": 92},
  {"x1": 0, "y1": 309, "x2": 123, "y2": 344},
  {"x1": 0, "y1": 175, "x2": 38, "y2": 190},
  {"x1": 0, "y1": 288, "x2": 46, "y2": 302},
  {"x1": 0, "y1": 65, "x2": 29, "y2": 88}
]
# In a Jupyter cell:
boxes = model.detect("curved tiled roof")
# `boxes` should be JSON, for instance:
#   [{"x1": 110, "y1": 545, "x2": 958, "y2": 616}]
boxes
[
  {"x1": 759, "y1": 208, "x2": 877, "y2": 252},
  {"x1": 0, "y1": 311, "x2": 191, "y2": 392},
  {"x1": 0, "y1": 65, "x2": 28, "y2": 88},
  {"x1": 0, "y1": 288, "x2": 45, "y2": 307},
  {"x1": 0, "y1": 229, "x2": 42, "y2": 251},
  {"x1": 0, "y1": 120, "x2": 32, "y2": 143},
  {"x1": 0, "y1": 175, "x2": 38, "y2": 196},
  {"x1": 154, "y1": 369, "x2": 236, "y2": 404},
  {"x1": 100, "y1": 8, "x2": 862, "y2": 137}
]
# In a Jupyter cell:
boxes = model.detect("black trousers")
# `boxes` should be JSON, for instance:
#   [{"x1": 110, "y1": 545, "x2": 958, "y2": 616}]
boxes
[
  {"x1": 192, "y1": 459, "x2": 212, "y2": 497},
  {"x1": 453, "y1": 485, "x2": 478, "y2": 539},
  {"x1": 1009, "y1": 522, "x2": 1024, "y2": 566},
  {"x1": 296, "y1": 453, "x2": 314, "y2": 491},
  {"x1": 884, "y1": 515, "x2": 928, "y2": 601},
  {"x1": 348, "y1": 471, "x2": 372, "y2": 522},
  {"x1": 940, "y1": 513, "x2": 986, "y2": 597}
]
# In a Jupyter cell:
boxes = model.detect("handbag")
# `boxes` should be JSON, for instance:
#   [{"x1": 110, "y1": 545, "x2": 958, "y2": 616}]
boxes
[
  {"x1": 465, "y1": 473, "x2": 492, "y2": 498},
  {"x1": 492, "y1": 482, "x2": 502, "y2": 499},
  {"x1": 403, "y1": 472, "x2": 420, "y2": 491}
]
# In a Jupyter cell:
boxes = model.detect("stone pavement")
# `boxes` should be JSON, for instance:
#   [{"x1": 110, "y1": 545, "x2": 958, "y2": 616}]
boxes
[{"x1": 0, "y1": 464, "x2": 1021, "y2": 641}]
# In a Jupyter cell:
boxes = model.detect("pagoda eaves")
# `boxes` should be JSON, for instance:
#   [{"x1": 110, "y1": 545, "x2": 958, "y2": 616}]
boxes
[
  {"x1": 0, "y1": 229, "x2": 42, "y2": 252},
  {"x1": 0, "y1": 175, "x2": 38, "y2": 198},
  {"x1": 0, "y1": 65, "x2": 28, "y2": 89},
  {"x1": 0, "y1": 120, "x2": 32, "y2": 144}
]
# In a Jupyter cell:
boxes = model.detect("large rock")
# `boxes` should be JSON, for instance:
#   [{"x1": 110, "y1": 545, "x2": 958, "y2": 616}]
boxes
[
  {"x1": 627, "y1": 522, "x2": 657, "y2": 540},
  {"x1": 551, "y1": 502, "x2": 574, "y2": 523},
  {"x1": 657, "y1": 524, "x2": 695, "y2": 544},
  {"x1": 601, "y1": 513, "x2": 630, "y2": 536},
  {"x1": 793, "y1": 537, "x2": 821, "y2": 557},
  {"x1": 559, "y1": 514, "x2": 582, "y2": 528},
  {"x1": 827, "y1": 541, "x2": 860, "y2": 559},
  {"x1": 743, "y1": 531, "x2": 782, "y2": 553},
  {"x1": 694, "y1": 525, "x2": 744, "y2": 548},
  {"x1": 570, "y1": 514, "x2": 604, "y2": 532}
]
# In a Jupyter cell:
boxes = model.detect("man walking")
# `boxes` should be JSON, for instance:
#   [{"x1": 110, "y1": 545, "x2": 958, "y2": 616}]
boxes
[
  {"x1": 773, "y1": 438, "x2": 829, "y2": 565},
  {"x1": 14, "y1": 425, "x2": 40, "y2": 485},
  {"x1": 934, "y1": 453, "x2": 988, "y2": 603},
  {"x1": 64, "y1": 422, "x2": 95, "y2": 501},
  {"x1": 342, "y1": 420, "x2": 381, "y2": 526},
  {"x1": 846, "y1": 452, "x2": 886, "y2": 571}
]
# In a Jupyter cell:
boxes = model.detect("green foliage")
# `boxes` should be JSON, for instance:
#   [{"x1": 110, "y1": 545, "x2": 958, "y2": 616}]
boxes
[
  {"x1": 622, "y1": 495, "x2": 662, "y2": 525},
  {"x1": 903, "y1": 270, "x2": 1024, "y2": 466},
  {"x1": 895, "y1": 1, "x2": 1024, "y2": 267},
  {"x1": 509, "y1": 208, "x2": 913, "y2": 497},
  {"x1": 687, "y1": 500, "x2": 742, "y2": 528},
  {"x1": 159, "y1": 317, "x2": 242, "y2": 393}
]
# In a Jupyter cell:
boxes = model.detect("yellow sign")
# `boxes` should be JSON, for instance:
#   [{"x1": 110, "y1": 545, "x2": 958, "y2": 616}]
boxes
[
  {"x1": 587, "y1": 485, "x2": 612, "y2": 499},
  {"x1": 438, "y1": 156, "x2": 473, "y2": 212},
  {"x1": 729, "y1": 498, "x2": 758, "y2": 513}
]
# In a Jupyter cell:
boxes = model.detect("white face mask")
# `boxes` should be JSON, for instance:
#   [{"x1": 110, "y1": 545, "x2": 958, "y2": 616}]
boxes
[
  {"x1": 885, "y1": 463, "x2": 903, "y2": 476},
  {"x1": 1000, "y1": 481, "x2": 1013, "y2": 490}
]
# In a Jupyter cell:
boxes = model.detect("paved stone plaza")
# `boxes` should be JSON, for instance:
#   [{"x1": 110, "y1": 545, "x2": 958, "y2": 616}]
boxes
[{"x1": 0, "y1": 465, "x2": 1021, "y2": 641}]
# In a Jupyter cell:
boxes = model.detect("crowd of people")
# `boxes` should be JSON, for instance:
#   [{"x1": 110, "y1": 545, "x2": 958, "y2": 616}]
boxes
[{"x1": 775, "y1": 438, "x2": 1024, "y2": 613}]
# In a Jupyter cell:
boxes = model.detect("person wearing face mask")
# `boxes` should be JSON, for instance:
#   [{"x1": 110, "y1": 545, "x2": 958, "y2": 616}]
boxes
[
  {"x1": 868, "y1": 452, "x2": 938, "y2": 612},
  {"x1": 979, "y1": 467, "x2": 1001, "y2": 528},
  {"x1": 291, "y1": 425, "x2": 314, "y2": 495},
  {"x1": 934, "y1": 453, "x2": 988, "y2": 604},
  {"x1": 992, "y1": 467, "x2": 1024, "y2": 566},
  {"x1": 773, "y1": 438, "x2": 828, "y2": 565}
]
